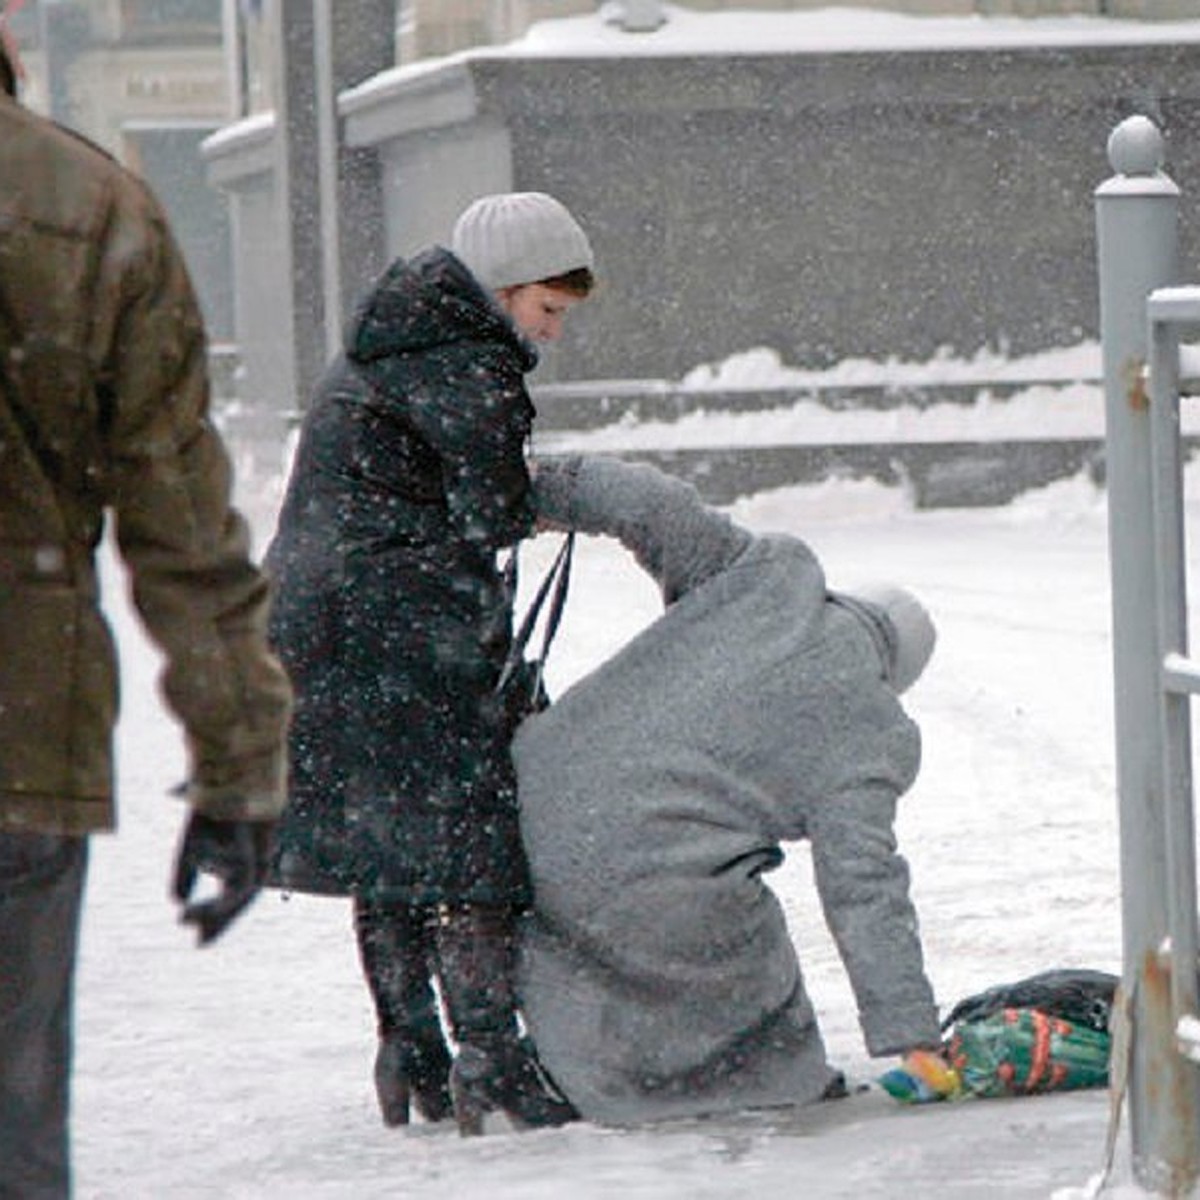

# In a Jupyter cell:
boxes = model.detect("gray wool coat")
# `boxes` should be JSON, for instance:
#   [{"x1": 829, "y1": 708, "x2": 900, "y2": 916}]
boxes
[{"x1": 514, "y1": 456, "x2": 940, "y2": 1124}]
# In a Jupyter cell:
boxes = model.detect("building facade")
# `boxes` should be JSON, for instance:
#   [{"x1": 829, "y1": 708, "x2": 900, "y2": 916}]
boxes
[
  {"x1": 233, "y1": 1, "x2": 1182, "y2": 121},
  {"x1": 11, "y1": 1, "x2": 1189, "y2": 444}
]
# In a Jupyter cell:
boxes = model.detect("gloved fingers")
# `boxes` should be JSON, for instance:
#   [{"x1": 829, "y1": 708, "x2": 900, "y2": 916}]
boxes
[
  {"x1": 204, "y1": 821, "x2": 269, "y2": 881},
  {"x1": 171, "y1": 811, "x2": 219, "y2": 904},
  {"x1": 171, "y1": 851, "x2": 198, "y2": 905},
  {"x1": 879, "y1": 1048, "x2": 960, "y2": 1104},
  {"x1": 171, "y1": 813, "x2": 273, "y2": 944},
  {"x1": 180, "y1": 878, "x2": 261, "y2": 946}
]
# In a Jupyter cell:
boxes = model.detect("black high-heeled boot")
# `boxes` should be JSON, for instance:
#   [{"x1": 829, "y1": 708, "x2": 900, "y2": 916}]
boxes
[
  {"x1": 356, "y1": 899, "x2": 453, "y2": 1126},
  {"x1": 374, "y1": 1029, "x2": 453, "y2": 1126},
  {"x1": 448, "y1": 1036, "x2": 579, "y2": 1136},
  {"x1": 435, "y1": 904, "x2": 579, "y2": 1136}
]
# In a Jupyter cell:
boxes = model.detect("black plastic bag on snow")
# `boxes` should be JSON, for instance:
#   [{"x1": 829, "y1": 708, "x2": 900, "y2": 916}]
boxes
[{"x1": 940, "y1": 968, "x2": 1118, "y2": 1034}]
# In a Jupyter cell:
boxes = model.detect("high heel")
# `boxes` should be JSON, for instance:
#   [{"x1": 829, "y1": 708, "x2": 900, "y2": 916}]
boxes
[
  {"x1": 433, "y1": 904, "x2": 581, "y2": 1136},
  {"x1": 356, "y1": 900, "x2": 452, "y2": 1126},
  {"x1": 374, "y1": 1032, "x2": 453, "y2": 1126},
  {"x1": 449, "y1": 1039, "x2": 579, "y2": 1137},
  {"x1": 374, "y1": 1037, "x2": 412, "y2": 1126},
  {"x1": 449, "y1": 1045, "x2": 490, "y2": 1136}
]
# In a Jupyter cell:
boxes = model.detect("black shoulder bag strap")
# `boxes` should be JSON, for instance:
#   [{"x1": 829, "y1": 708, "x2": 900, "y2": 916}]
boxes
[{"x1": 496, "y1": 532, "x2": 575, "y2": 699}]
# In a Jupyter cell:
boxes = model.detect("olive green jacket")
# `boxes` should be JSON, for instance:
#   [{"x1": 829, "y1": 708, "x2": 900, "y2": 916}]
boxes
[{"x1": 0, "y1": 95, "x2": 292, "y2": 835}]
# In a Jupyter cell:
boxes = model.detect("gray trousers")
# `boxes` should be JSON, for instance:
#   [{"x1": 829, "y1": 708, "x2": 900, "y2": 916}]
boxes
[{"x1": 0, "y1": 832, "x2": 88, "y2": 1200}]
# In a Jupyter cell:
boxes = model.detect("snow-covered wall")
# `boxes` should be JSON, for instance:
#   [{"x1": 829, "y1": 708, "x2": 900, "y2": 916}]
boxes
[
  {"x1": 207, "y1": 10, "x2": 1200, "y2": 419},
  {"x1": 453, "y1": 40, "x2": 1200, "y2": 383}
]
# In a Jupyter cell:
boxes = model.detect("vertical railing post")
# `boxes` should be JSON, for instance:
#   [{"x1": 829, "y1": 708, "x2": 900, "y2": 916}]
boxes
[
  {"x1": 1147, "y1": 292, "x2": 1200, "y2": 1081},
  {"x1": 1096, "y1": 115, "x2": 1198, "y2": 1194}
]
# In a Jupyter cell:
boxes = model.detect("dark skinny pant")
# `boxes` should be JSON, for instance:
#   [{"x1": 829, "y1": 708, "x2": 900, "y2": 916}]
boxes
[
  {"x1": 353, "y1": 899, "x2": 521, "y2": 1046},
  {"x1": 0, "y1": 831, "x2": 88, "y2": 1200},
  {"x1": 354, "y1": 899, "x2": 444, "y2": 1043}
]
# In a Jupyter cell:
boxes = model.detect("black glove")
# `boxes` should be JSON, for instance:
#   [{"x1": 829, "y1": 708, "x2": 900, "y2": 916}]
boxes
[{"x1": 171, "y1": 812, "x2": 274, "y2": 946}]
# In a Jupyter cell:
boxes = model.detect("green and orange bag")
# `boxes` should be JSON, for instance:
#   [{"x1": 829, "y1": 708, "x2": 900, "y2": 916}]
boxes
[
  {"x1": 881, "y1": 969, "x2": 1117, "y2": 1104},
  {"x1": 946, "y1": 1005, "x2": 1111, "y2": 1098}
]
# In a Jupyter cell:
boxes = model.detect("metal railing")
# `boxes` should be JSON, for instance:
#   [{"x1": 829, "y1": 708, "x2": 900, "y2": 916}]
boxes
[
  {"x1": 1097, "y1": 115, "x2": 1200, "y2": 1196},
  {"x1": 1148, "y1": 288, "x2": 1200, "y2": 1060}
]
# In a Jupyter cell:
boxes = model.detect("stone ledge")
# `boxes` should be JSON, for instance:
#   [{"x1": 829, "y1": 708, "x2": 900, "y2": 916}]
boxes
[{"x1": 530, "y1": 378, "x2": 1102, "y2": 431}]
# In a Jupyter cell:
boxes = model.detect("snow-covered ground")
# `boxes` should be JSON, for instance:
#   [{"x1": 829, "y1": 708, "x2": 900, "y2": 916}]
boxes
[{"x1": 71, "y1": 404, "x2": 1183, "y2": 1197}]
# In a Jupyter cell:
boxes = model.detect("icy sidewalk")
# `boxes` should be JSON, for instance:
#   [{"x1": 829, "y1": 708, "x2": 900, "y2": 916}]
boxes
[{"x1": 316, "y1": 1088, "x2": 1117, "y2": 1200}]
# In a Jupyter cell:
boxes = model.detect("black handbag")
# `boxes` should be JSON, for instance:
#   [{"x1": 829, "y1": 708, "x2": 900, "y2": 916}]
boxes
[{"x1": 491, "y1": 533, "x2": 575, "y2": 737}]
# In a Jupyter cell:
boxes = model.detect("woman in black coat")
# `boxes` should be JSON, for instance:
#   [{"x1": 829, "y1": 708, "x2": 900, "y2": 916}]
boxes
[{"x1": 264, "y1": 193, "x2": 595, "y2": 1134}]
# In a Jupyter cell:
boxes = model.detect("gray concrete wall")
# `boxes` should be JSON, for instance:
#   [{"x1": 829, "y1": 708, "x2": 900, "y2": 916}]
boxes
[
  {"x1": 377, "y1": 118, "x2": 513, "y2": 255},
  {"x1": 203, "y1": 117, "x2": 295, "y2": 432},
  {"x1": 456, "y1": 43, "x2": 1200, "y2": 384},
  {"x1": 210, "y1": 38, "x2": 1200, "y2": 411},
  {"x1": 340, "y1": 62, "x2": 514, "y2": 264}
]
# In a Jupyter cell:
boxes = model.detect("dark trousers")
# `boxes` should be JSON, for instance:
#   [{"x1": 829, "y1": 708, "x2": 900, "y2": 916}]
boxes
[
  {"x1": 353, "y1": 899, "x2": 520, "y2": 1045},
  {"x1": 354, "y1": 899, "x2": 444, "y2": 1042},
  {"x1": 0, "y1": 832, "x2": 88, "y2": 1200}
]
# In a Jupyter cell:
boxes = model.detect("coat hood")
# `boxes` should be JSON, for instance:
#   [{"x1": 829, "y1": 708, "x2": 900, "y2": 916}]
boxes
[{"x1": 345, "y1": 246, "x2": 538, "y2": 372}]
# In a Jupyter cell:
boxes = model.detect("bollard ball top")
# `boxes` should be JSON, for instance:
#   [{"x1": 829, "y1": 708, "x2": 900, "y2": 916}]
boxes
[{"x1": 1107, "y1": 115, "x2": 1164, "y2": 177}]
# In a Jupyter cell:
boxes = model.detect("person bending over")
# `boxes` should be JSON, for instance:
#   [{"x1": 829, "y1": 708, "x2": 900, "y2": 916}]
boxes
[{"x1": 515, "y1": 455, "x2": 943, "y2": 1124}]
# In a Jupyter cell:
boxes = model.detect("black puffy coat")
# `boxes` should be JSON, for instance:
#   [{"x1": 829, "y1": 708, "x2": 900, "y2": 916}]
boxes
[{"x1": 265, "y1": 248, "x2": 538, "y2": 905}]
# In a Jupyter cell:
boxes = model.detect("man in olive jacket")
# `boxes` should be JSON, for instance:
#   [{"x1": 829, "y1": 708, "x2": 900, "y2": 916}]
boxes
[{"x1": 0, "y1": 45, "x2": 292, "y2": 1198}]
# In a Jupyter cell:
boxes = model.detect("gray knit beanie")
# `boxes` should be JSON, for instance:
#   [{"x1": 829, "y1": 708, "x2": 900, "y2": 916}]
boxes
[
  {"x1": 451, "y1": 192, "x2": 594, "y2": 290},
  {"x1": 850, "y1": 584, "x2": 937, "y2": 693}
]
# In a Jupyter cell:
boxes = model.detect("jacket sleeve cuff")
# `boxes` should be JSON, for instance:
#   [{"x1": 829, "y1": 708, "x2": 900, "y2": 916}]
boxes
[
  {"x1": 186, "y1": 751, "x2": 288, "y2": 821},
  {"x1": 531, "y1": 456, "x2": 584, "y2": 526},
  {"x1": 861, "y1": 1002, "x2": 943, "y2": 1058}
]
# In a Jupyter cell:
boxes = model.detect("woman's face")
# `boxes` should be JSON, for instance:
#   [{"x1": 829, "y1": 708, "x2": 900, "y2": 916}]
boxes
[{"x1": 496, "y1": 283, "x2": 583, "y2": 343}]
